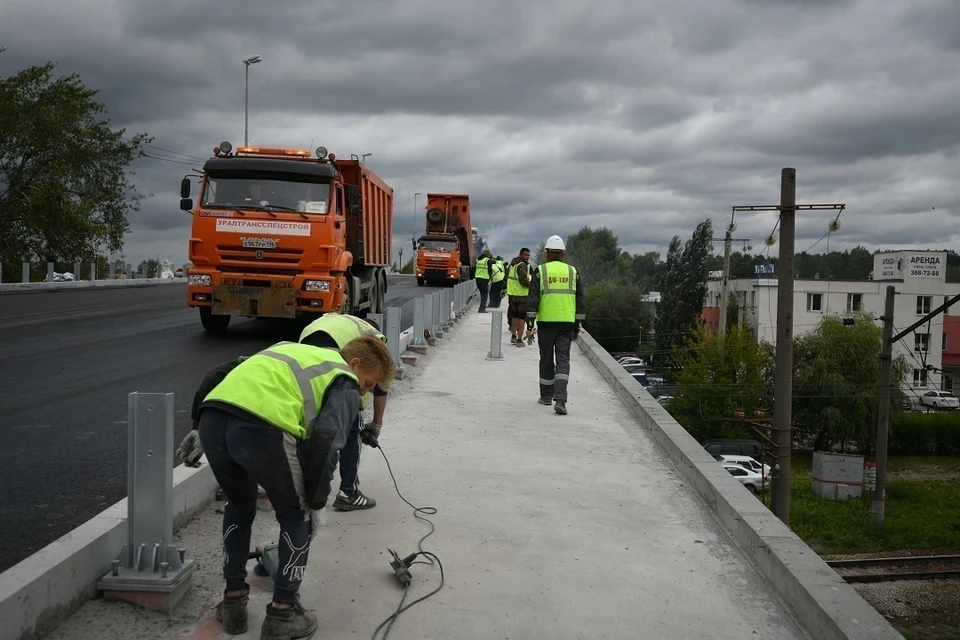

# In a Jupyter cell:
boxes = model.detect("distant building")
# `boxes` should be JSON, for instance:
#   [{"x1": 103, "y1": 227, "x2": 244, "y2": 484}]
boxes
[{"x1": 702, "y1": 250, "x2": 960, "y2": 403}]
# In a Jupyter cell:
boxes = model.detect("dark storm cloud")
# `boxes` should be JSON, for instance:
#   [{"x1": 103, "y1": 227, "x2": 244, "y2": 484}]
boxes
[{"x1": 2, "y1": 0, "x2": 959, "y2": 266}]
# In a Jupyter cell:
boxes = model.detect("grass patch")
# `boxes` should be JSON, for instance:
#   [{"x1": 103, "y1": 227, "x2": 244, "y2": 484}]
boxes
[{"x1": 760, "y1": 453, "x2": 960, "y2": 554}]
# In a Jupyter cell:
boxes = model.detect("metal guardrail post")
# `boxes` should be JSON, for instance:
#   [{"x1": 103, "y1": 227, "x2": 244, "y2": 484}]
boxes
[
  {"x1": 91, "y1": 261, "x2": 97, "y2": 281},
  {"x1": 440, "y1": 290, "x2": 450, "y2": 328},
  {"x1": 47, "y1": 262, "x2": 54, "y2": 282},
  {"x1": 73, "y1": 262, "x2": 80, "y2": 281},
  {"x1": 432, "y1": 292, "x2": 444, "y2": 338},
  {"x1": 22, "y1": 262, "x2": 29, "y2": 283},
  {"x1": 486, "y1": 310, "x2": 505, "y2": 361},
  {"x1": 455, "y1": 284, "x2": 464, "y2": 317},
  {"x1": 386, "y1": 306, "x2": 403, "y2": 370},
  {"x1": 369, "y1": 313, "x2": 384, "y2": 334},
  {"x1": 411, "y1": 298, "x2": 427, "y2": 347},
  {"x1": 423, "y1": 293, "x2": 435, "y2": 340},
  {"x1": 109, "y1": 261, "x2": 116, "y2": 280},
  {"x1": 126, "y1": 263, "x2": 133, "y2": 279},
  {"x1": 97, "y1": 392, "x2": 195, "y2": 610}
]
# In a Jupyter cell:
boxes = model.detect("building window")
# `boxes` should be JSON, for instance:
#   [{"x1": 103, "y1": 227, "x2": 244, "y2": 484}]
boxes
[
  {"x1": 807, "y1": 293, "x2": 823, "y2": 312},
  {"x1": 944, "y1": 332, "x2": 948, "y2": 351},
  {"x1": 917, "y1": 296, "x2": 932, "y2": 315},
  {"x1": 945, "y1": 374, "x2": 954, "y2": 393},
  {"x1": 915, "y1": 333, "x2": 930, "y2": 353},
  {"x1": 846, "y1": 293, "x2": 863, "y2": 312},
  {"x1": 913, "y1": 368, "x2": 928, "y2": 388}
]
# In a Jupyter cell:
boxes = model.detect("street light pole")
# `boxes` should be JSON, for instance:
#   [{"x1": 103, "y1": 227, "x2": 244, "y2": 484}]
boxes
[
  {"x1": 243, "y1": 55, "x2": 262, "y2": 147},
  {"x1": 361, "y1": 153, "x2": 373, "y2": 164}
]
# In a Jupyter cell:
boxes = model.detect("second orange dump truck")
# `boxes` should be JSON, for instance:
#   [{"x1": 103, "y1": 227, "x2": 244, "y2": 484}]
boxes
[
  {"x1": 413, "y1": 193, "x2": 475, "y2": 286},
  {"x1": 181, "y1": 141, "x2": 393, "y2": 333}
]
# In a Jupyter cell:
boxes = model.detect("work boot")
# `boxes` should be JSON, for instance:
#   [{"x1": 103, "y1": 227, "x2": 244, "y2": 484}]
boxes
[
  {"x1": 537, "y1": 397, "x2": 552, "y2": 406},
  {"x1": 510, "y1": 335, "x2": 518, "y2": 344},
  {"x1": 515, "y1": 340, "x2": 525, "y2": 347},
  {"x1": 333, "y1": 489, "x2": 376, "y2": 511},
  {"x1": 261, "y1": 600, "x2": 318, "y2": 640},
  {"x1": 215, "y1": 585, "x2": 249, "y2": 635},
  {"x1": 554, "y1": 401, "x2": 567, "y2": 415}
]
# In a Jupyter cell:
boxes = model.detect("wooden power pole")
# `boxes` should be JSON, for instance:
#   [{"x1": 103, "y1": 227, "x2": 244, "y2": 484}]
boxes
[
  {"x1": 871, "y1": 285, "x2": 895, "y2": 535},
  {"x1": 732, "y1": 169, "x2": 845, "y2": 526}
]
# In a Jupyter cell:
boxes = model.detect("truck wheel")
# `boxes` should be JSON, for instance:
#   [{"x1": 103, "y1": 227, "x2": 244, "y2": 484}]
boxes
[
  {"x1": 200, "y1": 308, "x2": 230, "y2": 334},
  {"x1": 426, "y1": 208, "x2": 445, "y2": 224},
  {"x1": 340, "y1": 278, "x2": 355, "y2": 315},
  {"x1": 417, "y1": 278, "x2": 425, "y2": 286}
]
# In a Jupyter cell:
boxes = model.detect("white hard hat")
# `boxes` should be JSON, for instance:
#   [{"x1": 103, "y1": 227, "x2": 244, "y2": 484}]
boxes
[{"x1": 544, "y1": 235, "x2": 565, "y2": 251}]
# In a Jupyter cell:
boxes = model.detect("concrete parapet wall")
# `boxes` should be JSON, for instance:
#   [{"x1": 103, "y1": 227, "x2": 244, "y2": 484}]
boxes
[{"x1": 575, "y1": 330, "x2": 904, "y2": 640}]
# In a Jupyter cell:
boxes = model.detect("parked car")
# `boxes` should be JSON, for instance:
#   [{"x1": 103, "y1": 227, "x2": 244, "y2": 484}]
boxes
[
  {"x1": 702, "y1": 439, "x2": 763, "y2": 462},
  {"x1": 618, "y1": 358, "x2": 646, "y2": 367},
  {"x1": 718, "y1": 454, "x2": 771, "y2": 479},
  {"x1": 919, "y1": 390, "x2": 960, "y2": 410},
  {"x1": 722, "y1": 463, "x2": 767, "y2": 494}
]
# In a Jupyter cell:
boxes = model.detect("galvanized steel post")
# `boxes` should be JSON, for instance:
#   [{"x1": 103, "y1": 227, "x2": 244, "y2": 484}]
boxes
[
  {"x1": 486, "y1": 310, "x2": 505, "y2": 361},
  {"x1": 386, "y1": 306, "x2": 402, "y2": 369},
  {"x1": 423, "y1": 293, "x2": 435, "y2": 340},
  {"x1": 109, "y1": 260, "x2": 116, "y2": 280},
  {"x1": 369, "y1": 313, "x2": 384, "y2": 334},
  {"x1": 74, "y1": 262, "x2": 80, "y2": 281},
  {"x1": 411, "y1": 298, "x2": 427, "y2": 347},
  {"x1": 432, "y1": 292, "x2": 444, "y2": 338},
  {"x1": 47, "y1": 262, "x2": 54, "y2": 282},
  {"x1": 22, "y1": 261, "x2": 30, "y2": 283},
  {"x1": 97, "y1": 392, "x2": 195, "y2": 608},
  {"x1": 91, "y1": 261, "x2": 97, "y2": 281},
  {"x1": 442, "y1": 290, "x2": 452, "y2": 328}
]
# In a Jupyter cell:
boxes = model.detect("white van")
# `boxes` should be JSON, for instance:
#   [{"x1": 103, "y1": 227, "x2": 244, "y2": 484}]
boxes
[{"x1": 719, "y1": 454, "x2": 771, "y2": 479}]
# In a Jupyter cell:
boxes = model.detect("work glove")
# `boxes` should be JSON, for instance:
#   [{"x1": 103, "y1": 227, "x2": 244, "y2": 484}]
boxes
[
  {"x1": 176, "y1": 430, "x2": 204, "y2": 467},
  {"x1": 526, "y1": 319, "x2": 536, "y2": 331},
  {"x1": 361, "y1": 422, "x2": 381, "y2": 448}
]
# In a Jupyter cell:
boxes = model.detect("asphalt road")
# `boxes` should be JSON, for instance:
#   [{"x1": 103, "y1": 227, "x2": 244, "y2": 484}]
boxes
[{"x1": 0, "y1": 275, "x2": 448, "y2": 573}]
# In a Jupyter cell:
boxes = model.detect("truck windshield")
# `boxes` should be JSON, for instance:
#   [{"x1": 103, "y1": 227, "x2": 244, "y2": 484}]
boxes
[
  {"x1": 419, "y1": 240, "x2": 458, "y2": 251},
  {"x1": 201, "y1": 175, "x2": 332, "y2": 215}
]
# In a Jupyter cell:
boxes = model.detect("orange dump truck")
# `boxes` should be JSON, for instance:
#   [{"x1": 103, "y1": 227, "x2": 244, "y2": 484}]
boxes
[
  {"x1": 180, "y1": 141, "x2": 393, "y2": 333},
  {"x1": 413, "y1": 193, "x2": 474, "y2": 286}
]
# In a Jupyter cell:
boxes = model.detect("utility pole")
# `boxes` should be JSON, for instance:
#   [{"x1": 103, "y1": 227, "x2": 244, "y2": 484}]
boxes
[
  {"x1": 771, "y1": 168, "x2": 797, "y2": 524},
  {"x1": 243, "y1": 55, "x2": 263, "y2": 147},
  {"x1": 732, "y1": 170, "x2": 845, "y2": 526},
  {"x1": 872, "y1": 288, "x2": 960, "y2": 533},
  {"x1": 872, "y1": 285, "x2": 895, "y2": 535},
  {"x1": 709, "y1": 228, "x2": 750, "y2": 338}
]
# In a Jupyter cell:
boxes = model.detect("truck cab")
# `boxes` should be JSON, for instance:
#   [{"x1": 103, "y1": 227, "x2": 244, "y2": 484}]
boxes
[{"x1": 181, "y1": 141, "x2": 392, "y2": 333}]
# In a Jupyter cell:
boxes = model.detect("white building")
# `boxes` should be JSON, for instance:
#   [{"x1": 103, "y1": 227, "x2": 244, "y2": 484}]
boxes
[{"x1": 703, "y1": 250, "x2": 960, "y2": 403}]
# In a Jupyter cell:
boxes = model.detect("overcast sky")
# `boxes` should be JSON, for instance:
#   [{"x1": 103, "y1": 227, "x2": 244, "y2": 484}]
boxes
[{"x1": 2, "y1": 0, "x2": 959, "y2": 267}]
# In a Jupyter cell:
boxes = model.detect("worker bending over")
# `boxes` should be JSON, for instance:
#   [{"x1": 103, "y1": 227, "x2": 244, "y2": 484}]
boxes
[
  {"x1": 197, "y1": 334, "x2": 394, "y2": 638},
  {"x1": 299, "y1": 312, "x2": 389, "y2": 511},
  {"x1": 526, "y1": 235, "x2": 585, "y2": 415}
]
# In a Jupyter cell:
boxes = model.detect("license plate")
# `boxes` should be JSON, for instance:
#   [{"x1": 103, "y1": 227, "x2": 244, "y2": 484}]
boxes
[{"x1": 241, "y1": 237, "x2": 279, "y2": 250}]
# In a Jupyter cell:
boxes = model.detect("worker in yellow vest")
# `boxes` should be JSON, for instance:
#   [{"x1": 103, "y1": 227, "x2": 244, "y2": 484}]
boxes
[
  {"x1": 489, "y1": 255, "x2": 506, "y2": 309},
  {"x1": 197, "y1": 334, "x2": 394, "y2": 638},
  {"x1": 299, "y1": 313, "x2": 388, "y2": 511},
  {"x1": 506, "y1": 247, "x2": 532, "y2": 346},
  {"x1": 474, "y1": 248, "x2": 492, "y2": 312},
  {"x1": 526, "y1": 235, "x2": 585, "y2": 415}
]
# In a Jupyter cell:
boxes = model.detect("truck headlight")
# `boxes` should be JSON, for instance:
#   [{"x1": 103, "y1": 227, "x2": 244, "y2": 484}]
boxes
[
  {"x1": 189, "y1": 274, "x2": 211, "y2": 286},
  {"x1": 304, "y1": 280, "x2": 331, "y2": 292}
]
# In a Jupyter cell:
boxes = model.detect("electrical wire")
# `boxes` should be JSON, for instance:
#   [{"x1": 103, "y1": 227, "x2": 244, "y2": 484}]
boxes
[{"x1": 371, "y1": 445, "x2": 445, "y2": 640}]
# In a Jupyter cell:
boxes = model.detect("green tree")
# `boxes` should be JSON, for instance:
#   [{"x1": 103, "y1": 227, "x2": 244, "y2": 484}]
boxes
[
  {"x1": 625, "y1": 251, "x2": 661, "y2": 292},
  {"x1": 654, "y1": 219, "x2": 713, "y2": 363},
  {"x1": 583, "y1": 282, "x2": 653, "y2": 352},
  {"x1": 532, "y1": 241, "x2": 545, "y2": 269},
  {"x1": 667, "y1": 324, "x2": 774, "y2": 442},
  {"x1": 793, "y1": 311, "x2": 909, "y2": 453},
  {"x1": 0, "y1": 54, "x2": 151, "y2": 279},
  {"x1": 398, "y1": 257, "x2": 415, "y2": 274},
  {"x1": 565, "y1": 226, "x2": 622, "y2": 284}
]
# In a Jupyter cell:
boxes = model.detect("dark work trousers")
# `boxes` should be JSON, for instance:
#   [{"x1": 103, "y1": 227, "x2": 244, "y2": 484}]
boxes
[
  {"x1": 489, "y1": 281, "x2": 504, "y2": 308},
  {"x1": 338, "y1": 414, "x2": 362, "y2": 494},
  {"x1": 537, "y1": 324, "x2": 574, "y2": 402},
  {"x1": 198, "y1": 408, "x2": 312, "y2": 605},
  {"x1": 476, "y1": 278, "x2": 489, "y2": 311}
]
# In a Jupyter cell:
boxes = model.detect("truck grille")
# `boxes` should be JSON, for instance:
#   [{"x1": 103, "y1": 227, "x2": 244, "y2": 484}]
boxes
[{"x1": 217, "y1": 244, "x2": 304, "y2": 267}]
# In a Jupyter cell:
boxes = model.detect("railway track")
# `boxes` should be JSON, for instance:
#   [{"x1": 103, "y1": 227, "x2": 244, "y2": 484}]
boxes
[{"x1": 826, "y1": 554, "x2": 960, "y2": 583}]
